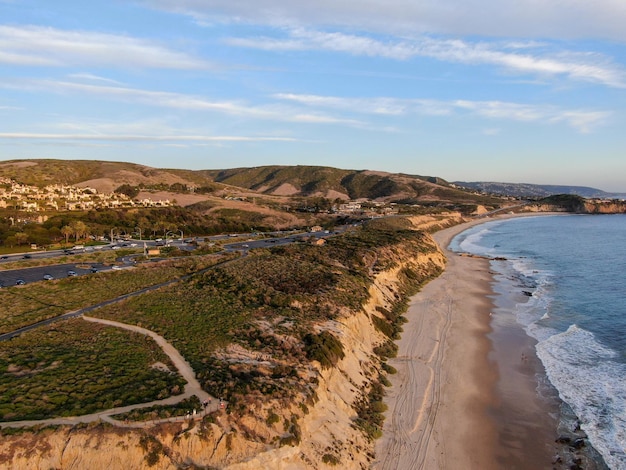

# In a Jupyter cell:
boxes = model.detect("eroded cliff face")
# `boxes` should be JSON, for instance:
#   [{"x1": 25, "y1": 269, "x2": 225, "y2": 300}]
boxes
[
  {"x1": 526, "y1": 200, "x2": 626, "y2": 214},
  {"x1": 0, "y1": 225, "x2": 448, "y2": 470}
]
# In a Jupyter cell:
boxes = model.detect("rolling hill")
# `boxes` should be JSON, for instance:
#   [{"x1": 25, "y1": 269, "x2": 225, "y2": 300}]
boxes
[{"x1": 0, "y1": 159, "x2": 502, "y2": 207}]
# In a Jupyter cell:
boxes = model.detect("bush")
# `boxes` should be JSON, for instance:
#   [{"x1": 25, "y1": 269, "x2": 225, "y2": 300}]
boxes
[
  {"x1": 303, "y1": 331, "x2": 345, "y2": 369},
  {"x1": 322, "y1": 453, "x2": 340, "y2": 465},
  {"x1": 373, "y1": 339, "x2": 398, "y2": 359},
  {"x1": 266, "y1": 412, "x2": 280, "y2": 426}
]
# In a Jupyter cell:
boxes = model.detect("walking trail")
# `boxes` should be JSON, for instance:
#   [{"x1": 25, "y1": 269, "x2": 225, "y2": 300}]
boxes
[{"x1": 0, "y1": 315, "x2": 220, "y2": 429}]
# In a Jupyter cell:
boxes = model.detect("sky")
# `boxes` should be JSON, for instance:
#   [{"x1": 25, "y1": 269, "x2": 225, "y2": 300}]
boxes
[{"x1": 1, "y1": 1, "x2": 626, "y2": 192}]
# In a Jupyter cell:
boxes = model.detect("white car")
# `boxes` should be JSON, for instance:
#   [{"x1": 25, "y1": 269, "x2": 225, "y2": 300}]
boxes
[
  {"x1": 43, "y1": 274, "x2": 54, "y2": 281},
  {"x1": 111, "y1": 265, "x2": 123, "y2": 270}
]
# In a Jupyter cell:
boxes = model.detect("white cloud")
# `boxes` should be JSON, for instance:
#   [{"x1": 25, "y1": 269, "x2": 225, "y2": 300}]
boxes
[
  {"x1": 67, "y1": 73, "x2": 123, "y2": 85},
  {"x1": 1, "y1": 79, "x2": 365, "y2": 127},
  {"x1": 0, "y1": 25, "x2": 210, "y2": 69},
  {"x1": 274, "y1": 93, "x2": 610, "y2": 132},
  {"x1": 227, "y1": 30, "x2": 625, "y2": 87},
  {"x1": 0, "y1": 132, "x2": 298, "y2": 142},
  {"x1": 145, "y1": 0, "x2": 626, "y2": 42}
]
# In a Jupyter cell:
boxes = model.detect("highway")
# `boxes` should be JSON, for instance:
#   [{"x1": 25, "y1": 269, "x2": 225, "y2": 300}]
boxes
[{"x1": 0, "y1": 228, "x2": 346, "y2": 288}]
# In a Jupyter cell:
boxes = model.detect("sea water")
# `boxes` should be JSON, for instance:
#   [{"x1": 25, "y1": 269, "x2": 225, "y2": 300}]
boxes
[{"x1": 450, "y1": 214, "x2": 626, "y2": 470}]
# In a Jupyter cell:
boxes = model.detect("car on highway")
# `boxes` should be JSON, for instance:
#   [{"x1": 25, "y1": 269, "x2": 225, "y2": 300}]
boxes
[
  {"x1": 43, "y1": 274, "x2": 54, "y2": 281},
  {"x1": 23, "y1": 254, "x2": 32, "y2": 259},
  {"x1": 67, "y1": 270, "x2": 77, "y2": 277},
  {"x1": 111, "y1": 265, "x2": 123, "y2": 270},
  {"x1": 90, "y1": 267, "x2": 99, "y2": 273},
  {"x1": 15, "y1": 279, "x2": 26, "y2": 285}
]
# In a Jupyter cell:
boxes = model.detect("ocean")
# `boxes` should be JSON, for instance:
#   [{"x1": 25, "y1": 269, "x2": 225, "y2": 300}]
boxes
[{"x1": 449, "y1": 214, "x2": 626, "y2": 470}]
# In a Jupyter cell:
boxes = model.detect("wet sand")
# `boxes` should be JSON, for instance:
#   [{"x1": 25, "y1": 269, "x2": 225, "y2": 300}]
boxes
[{"x1": 375, "y1": 216, "x2": 561, "y2": 469}]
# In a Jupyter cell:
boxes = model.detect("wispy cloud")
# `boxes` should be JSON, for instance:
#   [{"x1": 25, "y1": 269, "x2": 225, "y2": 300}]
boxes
[
  {"x1": 0, "y1": 25, "x2": 210, "y2": 69},
  {"x1": 274, "y1": 93, "x2": 611, "y2": 132},
  {"x1": 67, "y1": 73, "x2": 123, "y2": 85},
  {"x1": 0, "y1": 132, "x2": 298, "y2": 143},
  {"x1": 227, "y1": 30, "x2": 626, "y2": 87},
  {"x1": 147, "y1": 0, "x2": 626, "y2": 43},
  {"x1": 3, "y1": 79, "x2": 364, "y2": 127}
]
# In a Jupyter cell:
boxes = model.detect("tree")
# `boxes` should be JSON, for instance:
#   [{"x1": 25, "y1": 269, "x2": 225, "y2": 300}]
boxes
[
  {"x1": 70, "y1": 220, "x2": 88, "y2": 242},
  {"x1": 15, "y1": 232, "x2": 29, "y2": 246},
  {"x1": 61, "y1": 225, "x2": 73, "y2": 244},
  {"x1": 114, "y1": 184, "x2": 140, "y2": 199}
]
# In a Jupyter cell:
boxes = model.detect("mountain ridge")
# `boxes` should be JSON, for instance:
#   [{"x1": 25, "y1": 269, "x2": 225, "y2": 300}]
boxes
[
  {"x1": 0, "y1": 159, "x2": 500, "y2": 207},
  {"x1": 455, "y1": 181, "x2": 626, "y2": 199}
]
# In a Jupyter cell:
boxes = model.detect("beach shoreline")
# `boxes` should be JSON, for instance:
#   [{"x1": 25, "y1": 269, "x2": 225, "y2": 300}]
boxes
[{"x1": 374, "y1": 214, "x2": 568, "y2": 469}]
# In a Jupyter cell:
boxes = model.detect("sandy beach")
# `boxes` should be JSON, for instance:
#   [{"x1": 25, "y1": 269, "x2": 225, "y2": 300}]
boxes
[{"x1": 375, "y1": 215, "x2": 562, "y2": 470}]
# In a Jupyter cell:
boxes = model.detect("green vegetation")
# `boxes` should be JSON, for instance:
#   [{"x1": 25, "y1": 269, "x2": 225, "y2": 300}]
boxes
[
  {"x1": 539, "y1": 194, "x2": 586, "y2": 211},
  {"x1": 0, "y1": 319, "x2": 185, "y2": 421},
  {"x1": 303, "y1": 331, "x2": 345, "y2": 369},
  {"x1": 353, "y1": 379, "x2": 387, "y2": 440},
  {"x1": 0, "y1": 217, "x2": 445, "y2": 426},
  {"x1": 112, "y1": 396, "x2": 203, "y2": 422},
  {"x1": 266, "y1": 411, "x2": 281, "y2": 426},
  {"x1": 322, "y1": 453, "x2": 341, "y2": 465},
  {"x1": 139, "y1": 433, "x2": 165, "y2": 467},
  {"x1": 373, "y1": 339, "x2": 398, "y2": 360},
  {"x1": 0, "y1": 255, "x2": 229, "y2": 334}
]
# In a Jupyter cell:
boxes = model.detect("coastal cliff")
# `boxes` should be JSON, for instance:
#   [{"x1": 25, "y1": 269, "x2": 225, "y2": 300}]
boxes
[
  {"x1": 0, "y1": 216, "x2": 454, "y2": 469},
  {"x1": 527, "y1": 194, "x2": 626, "y2": 214}
]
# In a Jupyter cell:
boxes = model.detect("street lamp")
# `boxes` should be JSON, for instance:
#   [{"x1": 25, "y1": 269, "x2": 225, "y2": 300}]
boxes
[
  {"x1": 135, "y1": 226, "x2": 143, "y2": 241},
  {"x1": 166, "y1": 229, "x2": 183, "y2": 245}
]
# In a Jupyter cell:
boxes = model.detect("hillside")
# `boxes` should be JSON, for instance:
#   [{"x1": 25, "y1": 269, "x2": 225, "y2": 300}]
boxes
[
  {"x1": 0, "y1": 159, "x2": 503, "y2": 208},
  {"x1": 0, "y1": 215, "x2": 457, "y2": 469}
]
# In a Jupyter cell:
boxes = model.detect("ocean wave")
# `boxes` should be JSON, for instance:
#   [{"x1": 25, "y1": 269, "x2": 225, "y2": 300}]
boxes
[
  {"x1": 536, "y1": 325, "x2": 626, "y2": 470},
  {"x1": 455, "y1": 227, "x2": 496, "y2": 256}
]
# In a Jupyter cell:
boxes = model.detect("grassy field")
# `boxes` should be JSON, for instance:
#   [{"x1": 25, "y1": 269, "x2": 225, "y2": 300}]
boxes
[
  {"x1": 0, "y1": 318, "x2": 186, "y2": 421},
  {"x1": 0, "y1": 254, "x2": 232, "y2": 334}
]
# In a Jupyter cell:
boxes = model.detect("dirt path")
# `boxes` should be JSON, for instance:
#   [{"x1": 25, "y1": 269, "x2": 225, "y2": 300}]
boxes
[{"x1": 0, "y1": 316, "x2": 220, "y2": 429}]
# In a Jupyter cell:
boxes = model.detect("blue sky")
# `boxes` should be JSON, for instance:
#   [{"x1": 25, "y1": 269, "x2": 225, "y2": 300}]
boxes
[{"x1": 1, "y1": 0, "x2": 625, "y2": 191}]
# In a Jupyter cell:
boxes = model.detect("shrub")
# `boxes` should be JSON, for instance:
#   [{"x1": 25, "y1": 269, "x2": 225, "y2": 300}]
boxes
[
  {"x1": 266, "y1": 412, "x2": 280, "y2": 426},
  {"x1": 302, "y1": 331, "x2": 345, "y2": 369},
  {"x1": 373, "y1": 339, "x2": 398, "y2": 359}
]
